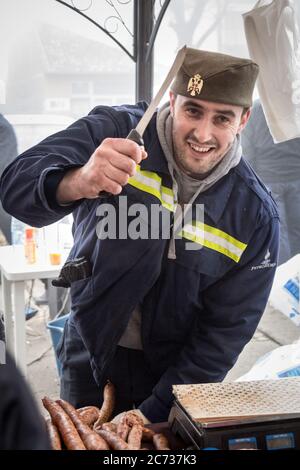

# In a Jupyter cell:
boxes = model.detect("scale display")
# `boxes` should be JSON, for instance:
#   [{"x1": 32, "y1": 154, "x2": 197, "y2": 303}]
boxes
[
  {"x1": 228, "y1": 437, "x2": 258, "y2": 450},
  {"x1": 265, "y1": 433, "x2": 295, "y2": 450}
]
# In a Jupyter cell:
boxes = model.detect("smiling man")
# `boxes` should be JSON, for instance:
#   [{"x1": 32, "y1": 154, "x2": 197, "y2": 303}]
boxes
[
  {"x1": 170, "y1": 96, "x2": 250, "y2": 178},
  {"x1": 0, "y1": 48, "x2": 279, "y2": 424}
]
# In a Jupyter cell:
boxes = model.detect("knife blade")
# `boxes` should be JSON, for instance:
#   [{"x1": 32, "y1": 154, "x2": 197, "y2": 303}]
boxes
[
  {"x1": 98, "y1": 45, "x2": 187, "y2": 197},
  {"x1": 127, "y1": 45, "x2": 187, "y2": 145}
]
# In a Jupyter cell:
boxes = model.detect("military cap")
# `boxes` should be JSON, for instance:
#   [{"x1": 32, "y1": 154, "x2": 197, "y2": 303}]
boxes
[{"x1": 171, "y1": 48, "x2": 259, "y2": 108}]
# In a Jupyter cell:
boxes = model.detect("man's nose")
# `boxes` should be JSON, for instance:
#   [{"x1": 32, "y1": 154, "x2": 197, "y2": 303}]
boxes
[{"x1": 194, "y1": 117, "x2": 213, "y2": 143}]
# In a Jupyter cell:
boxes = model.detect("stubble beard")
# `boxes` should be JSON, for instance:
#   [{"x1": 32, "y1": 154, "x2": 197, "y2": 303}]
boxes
[{"x1": 173, "y1": 138, "x2": 221, "y2": 180}]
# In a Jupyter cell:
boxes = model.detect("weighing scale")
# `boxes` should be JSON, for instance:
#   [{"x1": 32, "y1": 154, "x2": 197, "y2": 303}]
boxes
[{"x1": 168, "y1": 378, "x2": 300, "y2": 450}]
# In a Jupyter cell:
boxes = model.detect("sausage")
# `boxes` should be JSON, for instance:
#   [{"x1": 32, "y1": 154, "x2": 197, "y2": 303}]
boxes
[
  {"x1": 57, "y1": 399, "x2": 109, "y2": 450},
  {"x1": 42, "y1": 397, "x2": 86, "y2": 450},
  {"x1": 153, "y1": 433, "x2": 171, "y2": 450},
  {"x1": 117, "y1": 415, "x2": 130, "y2": 441},
  {"x1": 142, "y1": 426, "x2": 155, "y2": 442},
  {"x1": 125, "y1": 411, "x2": 144, "y2": 427},
  {"x1": 97, "y1": 422, "x2": 117, "y2": 433},
  {"x1": 94, "y1": 381, "x2": 116, "y2": 427},
  {"x1": 77, "y1": 406, "x2": 100, "y2": 427},
  {"x1": 77, "y1": 406, "x2": 97, "y2": 413},
  {"x1": 97, "y1": 429, "x2": 129, "y2": 450},
  {"x1": 127, "y1": 424, "x2": 143, "y2": 450},
  {"x1": 45, "y1": 419, "x2": 62, "y2": 450}
]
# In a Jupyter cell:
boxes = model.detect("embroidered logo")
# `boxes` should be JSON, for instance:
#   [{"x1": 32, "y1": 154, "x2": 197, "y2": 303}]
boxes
[
  {"x1": 261, "y1": 249, "x2": 271, "y2": 265},
  {"x1": 251, "y1": 249, "x2": 276, "y2": 271},
  {"x1": 187, "y1": 74, "x2": 203, "y2": 96}
]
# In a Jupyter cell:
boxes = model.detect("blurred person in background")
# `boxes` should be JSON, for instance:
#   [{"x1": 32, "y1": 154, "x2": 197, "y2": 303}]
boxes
[
  {"x1": 0, "y1": 114, "x2": 17, "y2": 244},
  {"x1": 242, "y1": 100, "x2": 300, "y2": 265},
  {"x1": 0, "y1": 346, "x2": 50, "y2": 449}
]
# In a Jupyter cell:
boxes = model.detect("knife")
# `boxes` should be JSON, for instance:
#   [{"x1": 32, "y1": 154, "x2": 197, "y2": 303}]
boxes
[{"x1": 99, "y1": 45, "x2": 187, "y2": 197}]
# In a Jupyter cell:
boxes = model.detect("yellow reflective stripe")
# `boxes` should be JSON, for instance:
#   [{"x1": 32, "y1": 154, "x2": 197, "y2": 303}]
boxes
[
  {"x1": 128, "y1": 165, "x2": 175, "y2": 212},
  {"x1": 180, "y1": 230, "x2": 240, "y2": 262},
  {"x1": 161, "y1": 187, "x2": 175, "y2": 211},
  {"x1": 128, "y1": 177, "x2": 161, "y2": 201},
  {"x1": 161, "y1": 186, "x2": 173, "y2": 196},
  {"x1": 136, "y1": 166, "x2": 161, "y2": 184},
  {"x1": 194, "y1": 221, "x2": 247, "y2": 251},
  {"x1": 161, "y1": 199, "x2": 175, "y2": 212},
  {"x1": 180, "y1": 222, "x2": 247, "y2": 262}
]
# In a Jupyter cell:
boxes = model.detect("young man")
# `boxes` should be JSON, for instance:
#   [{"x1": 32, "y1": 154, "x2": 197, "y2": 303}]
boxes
[{"x1": 0, "y1": 48, "x2": 279, "y2": 423}]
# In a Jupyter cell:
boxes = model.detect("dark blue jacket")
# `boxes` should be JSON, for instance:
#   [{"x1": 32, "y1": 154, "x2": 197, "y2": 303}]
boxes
[{"x1": 0, "y1": 103, "x2": 279, "y2": 422}]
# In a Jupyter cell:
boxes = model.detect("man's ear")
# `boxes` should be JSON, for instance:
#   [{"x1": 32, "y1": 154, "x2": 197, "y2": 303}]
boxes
[
  {"x1": 169, "y1": 91, "x2": 176, "y2": 117},
  {"x1": 238, "y1": 108, "x2": 251, "y2": 133}
]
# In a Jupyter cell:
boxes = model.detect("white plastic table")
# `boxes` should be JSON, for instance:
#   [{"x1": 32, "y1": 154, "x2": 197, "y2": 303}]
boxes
[{"x1": 0, "y1": 245, "x2": 68, "y2": 375}]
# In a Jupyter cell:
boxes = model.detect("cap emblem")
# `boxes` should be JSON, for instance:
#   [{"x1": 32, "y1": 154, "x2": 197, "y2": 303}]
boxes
[{"x1": 187, "y1": 73, "x2": 203, "y2": 96}]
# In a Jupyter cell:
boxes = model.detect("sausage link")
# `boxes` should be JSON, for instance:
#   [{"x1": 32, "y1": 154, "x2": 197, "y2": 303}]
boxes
[
  {"x1": 94, "y1": 381, "x2": 116, "y2": 427},
  {"x1": 42, "y1": 397, "x2": 86, "y2": 450},
  {"x1": 153, "y1": 433, "x2": 171, "y2": 450},
  {"x1": 77, "y1": 406, "x2": 100, "y2": 427},
  {"x1": 45, "y1": 419, "x2": 62, "y2": 450},
  {"x1": 117, "y1": 415, "x2": 130, "y2": 441},
  {"x1": 97, "y1": 429, "x2": 129, "y2": 450},
  {"x1": 142, "y1": 426, "x2": 155, "y2": 442},
  {"x1": 125, "y1": 411, "x2": 144, "y2": 427},
  {"x1": 98, "y1": 422, "x2": 117, "y2": 433},
  {"x1": 127, "y1": 424, "x2": 143, "y2": 450},
  {"x1": 57, "y1": 399, "x2": 109, "y2": 450}
]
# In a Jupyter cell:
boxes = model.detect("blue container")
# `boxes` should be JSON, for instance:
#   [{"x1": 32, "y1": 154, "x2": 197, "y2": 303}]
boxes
[{"x1": 47, "y1": 313, "x2": 69, "y2": 376}]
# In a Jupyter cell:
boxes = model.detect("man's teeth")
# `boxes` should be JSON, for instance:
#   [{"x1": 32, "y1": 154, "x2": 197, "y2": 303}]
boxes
[{"x1": 189, "y1": 143, "x2": 214, "y2": 153}]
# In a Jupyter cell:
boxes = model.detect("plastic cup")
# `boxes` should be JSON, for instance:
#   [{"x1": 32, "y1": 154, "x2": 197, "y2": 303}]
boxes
[{"x1": 49, "y1": 253, "x2": 61, "y2": 265}]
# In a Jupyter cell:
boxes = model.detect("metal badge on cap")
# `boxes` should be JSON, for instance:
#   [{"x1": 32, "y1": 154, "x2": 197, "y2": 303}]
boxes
[{"x1": 187, "y1": 73, "x2": 203, "y2": 96}]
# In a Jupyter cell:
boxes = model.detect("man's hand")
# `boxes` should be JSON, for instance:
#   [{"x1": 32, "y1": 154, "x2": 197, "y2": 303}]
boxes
[
  {"x1": 56, "y1": 137, "x2": 147, "y2": 204},
  {"x1": 111, "y1": 409, "x2": 150, "y2": 426}
]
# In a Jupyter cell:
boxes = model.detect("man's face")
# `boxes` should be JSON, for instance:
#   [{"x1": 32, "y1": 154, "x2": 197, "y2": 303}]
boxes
[{"x1": 169, "y1": 92, "x2": 251, "y2": 179}]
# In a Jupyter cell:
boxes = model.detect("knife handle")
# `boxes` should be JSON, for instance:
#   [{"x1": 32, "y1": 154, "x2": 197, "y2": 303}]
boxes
[
  {"x1": 98, "y1": 129, "x2": 144, "y2": 198},
  {"x1": 126, "y1": 128, "x2": 144, "y2": 147}
]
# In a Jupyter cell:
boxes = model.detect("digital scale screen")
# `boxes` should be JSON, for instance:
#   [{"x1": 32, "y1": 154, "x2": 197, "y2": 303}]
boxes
[
  {"x1": 228, "y1": 437, "x2": 257, "y2": 450},
  {"x1": 228, "y1": 433, "x2": 295, "y2": 450},
  {"x1": 266, "y1": 433, "x2": 295, "y2": 450}
]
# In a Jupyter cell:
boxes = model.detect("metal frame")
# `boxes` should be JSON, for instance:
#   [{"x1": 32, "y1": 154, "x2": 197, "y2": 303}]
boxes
[{"x1": 54, "y1": 0, "x2": 172, "y2": 102}]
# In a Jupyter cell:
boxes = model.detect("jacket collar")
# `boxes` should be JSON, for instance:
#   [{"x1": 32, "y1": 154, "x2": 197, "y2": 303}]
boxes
[{"x1": 195, "y1": 168, "x2": 236, "y2": 224}]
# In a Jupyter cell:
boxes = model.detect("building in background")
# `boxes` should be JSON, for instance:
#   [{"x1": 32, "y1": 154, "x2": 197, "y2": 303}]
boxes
[{"x1": 2, "y1": 24, "x2": 134, "y2": 119}]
